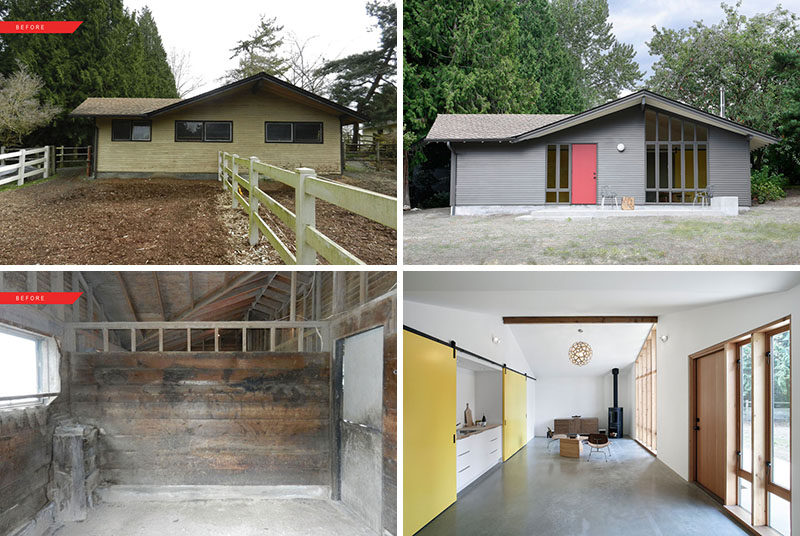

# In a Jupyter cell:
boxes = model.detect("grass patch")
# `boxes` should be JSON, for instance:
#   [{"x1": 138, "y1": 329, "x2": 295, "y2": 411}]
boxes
[
  {"x1": 737, "y1": 222, "x2": 800, "y2": 241},
  {"x1": 0, "y1": 173, "x2": 59, "y2": 192}
]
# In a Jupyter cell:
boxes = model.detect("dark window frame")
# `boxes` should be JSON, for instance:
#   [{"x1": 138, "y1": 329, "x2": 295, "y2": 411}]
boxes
[
  {"x1": 174, "y1": 120, "x2": 233, "y2": 143},
  {"x1": 111, "y1": 119, "x2": 151, "y2": 142},
  {"x1": 265, "y1": 121, "x2": 324, "y2": 144},
  {"x1": 544, "y1": 144, "x2": 571, "y2": 204}
]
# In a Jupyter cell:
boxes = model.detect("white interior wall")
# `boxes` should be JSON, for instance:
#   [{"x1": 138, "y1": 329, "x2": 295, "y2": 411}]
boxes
[
  {"x1": 405, "y1": 300, "x2": 536, "y2": 438},
  {"x1": 475, "y1": 371, "x2": 502, "y2": 424},
  {"x1": 456, "y1": 367, "x2": 476, "y2": 426},
  {"x1": 656, "y1": 282, "x2": 799, "y2": 533},
  {"x1": 526, "y1": 377, "x2": 536, "y2": 442}
]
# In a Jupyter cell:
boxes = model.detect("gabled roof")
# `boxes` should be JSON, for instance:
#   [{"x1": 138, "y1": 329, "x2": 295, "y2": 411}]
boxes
[
  {"x1": 426, "y1": 90, "x2": 780, "y2": 150},
  {"x1": 71, "y1": 72, "x2": 367, "y2": 124},
  {"x1": 426, "y1": 114, "x2": 571, "y2": 142}
]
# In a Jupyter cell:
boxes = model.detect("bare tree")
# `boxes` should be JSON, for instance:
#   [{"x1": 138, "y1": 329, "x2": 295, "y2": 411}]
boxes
[
  {"x1": 168, "y1": 47, "x2": 203, "y2": 97},
  {"x1": 284, "y1": 33, "x2": 331, "y2": 94},
  {"x1": 0, "y1": 64, "x2": 60, "y2": 147}
]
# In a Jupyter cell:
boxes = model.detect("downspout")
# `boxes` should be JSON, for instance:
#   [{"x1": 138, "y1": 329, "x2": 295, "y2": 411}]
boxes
[{"x1": 447, "y1": 141, "x2": 458, "y2": 216}]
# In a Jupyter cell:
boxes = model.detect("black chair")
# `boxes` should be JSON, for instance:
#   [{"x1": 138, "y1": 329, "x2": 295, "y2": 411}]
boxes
[{"x1": 586, "y1": 433, "x2": 611, "y2": 461}]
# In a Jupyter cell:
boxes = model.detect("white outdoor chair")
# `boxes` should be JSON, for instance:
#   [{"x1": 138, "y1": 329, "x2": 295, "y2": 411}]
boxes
[
  {"x1": 600, "y1": 186, "x2": 619, "y2": 209},
  {"x1": 693, "y1": 186, "x2": 714, "y2": 207}
]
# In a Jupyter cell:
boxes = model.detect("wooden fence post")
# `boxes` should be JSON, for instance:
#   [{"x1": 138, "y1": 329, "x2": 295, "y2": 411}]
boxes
[
  {"x1": 295, "y1": 167, "x2": 316, "y2": 264},
  {"x1": 43, "y1": 146, "x2": 50, "y2": 179},
  {"x1": 218, "y1": 151, "x2": 222, "y2": 182},
  {"x1": 249, "y1": 156, "x2": 260, "y2": 246},
  {"x1": 231, "y1": 154, "x2": 239, "y2": 209},
  {"x1": 86, "y1": 146, "x2": 91, "y2": 177},
  {"x1": 49, "y1": 146, "x2": 56, "y2": 176},
  {"x1": 17, "y1": 148, "x2": 26, "y2": 186},
  {"x1": 376, "y1": 141, "x2": 381, "y2": 170}
]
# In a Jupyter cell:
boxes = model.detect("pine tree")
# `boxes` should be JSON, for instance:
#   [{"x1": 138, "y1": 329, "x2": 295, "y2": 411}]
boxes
[{"x1": 225, "y1": 16, "x2": 287, "y2": 82}]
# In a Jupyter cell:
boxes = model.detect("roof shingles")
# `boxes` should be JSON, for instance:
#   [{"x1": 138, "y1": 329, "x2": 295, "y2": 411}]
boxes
[
  {"x1": 426, "y1": 113, "x2": 572, "y2": 141},
  {"x1": 71, "y1": 97, "x2": 184, "y2": 116}
]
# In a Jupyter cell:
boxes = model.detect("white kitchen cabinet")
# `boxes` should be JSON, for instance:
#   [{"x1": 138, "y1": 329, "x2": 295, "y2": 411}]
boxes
[{"x1": 455, "y1": 425, "x2": 503, "y2": 492}]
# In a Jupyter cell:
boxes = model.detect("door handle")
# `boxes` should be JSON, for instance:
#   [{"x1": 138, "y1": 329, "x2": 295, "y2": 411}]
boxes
[{"x1": 693, "y1": 426, "x2": 700, "y2": 431}]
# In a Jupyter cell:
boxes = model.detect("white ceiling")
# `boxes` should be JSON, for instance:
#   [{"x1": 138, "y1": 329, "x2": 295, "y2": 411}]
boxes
[
  {"x1": 406, "y1": 270, "x2": 800, "y2": 378},
  {"x1": 509, "y1": 323, "x2": 653, "y2": 377},
  {"x1": 405, "y1": 271, "x2": 800, "y2": 316}
]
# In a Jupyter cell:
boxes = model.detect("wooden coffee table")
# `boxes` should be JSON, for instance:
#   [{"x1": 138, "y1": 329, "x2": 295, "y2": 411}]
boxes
[{"x1": 559, "y1": 436, "x2": 588, "y2": 458}]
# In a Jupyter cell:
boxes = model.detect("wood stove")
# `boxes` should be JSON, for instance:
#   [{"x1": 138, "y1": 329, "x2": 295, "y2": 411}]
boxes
[{"x1": 608, "y1": 368, "x2": 623, "y2": 438}]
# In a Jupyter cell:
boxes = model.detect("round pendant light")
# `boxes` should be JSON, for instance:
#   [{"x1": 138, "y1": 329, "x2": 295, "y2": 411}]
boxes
[{"x1": 568, "y1": 341, "x2": 592, "y2": 366}]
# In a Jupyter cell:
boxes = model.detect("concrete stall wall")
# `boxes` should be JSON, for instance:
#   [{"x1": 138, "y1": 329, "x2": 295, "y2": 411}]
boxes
[
  {"x1": 330, "y1": 290, "x2": 397, "y2": 536},
  {"x1": 68, "y1": 351, "x2": 331, "y2": 486},
  {"x1": 656, "y1": 282, "x2": 800, "y2": 533}
]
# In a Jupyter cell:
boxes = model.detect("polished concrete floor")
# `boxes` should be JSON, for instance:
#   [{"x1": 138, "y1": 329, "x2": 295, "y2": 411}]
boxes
[
  {"x1": 52, "y1": 499, "x2": 374, "y2": 536},
  {"x1": 418, "y1": 438, "x2": 747, "y2": 536}
]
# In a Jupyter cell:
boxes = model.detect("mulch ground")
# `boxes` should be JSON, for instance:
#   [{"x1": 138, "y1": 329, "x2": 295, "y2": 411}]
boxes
[
  {"x1": 0, "y1": 173, "x2": 230, "y2": 265},
  {"x1": 0, "y1": 167, "x2": 397, "y2": 265}
]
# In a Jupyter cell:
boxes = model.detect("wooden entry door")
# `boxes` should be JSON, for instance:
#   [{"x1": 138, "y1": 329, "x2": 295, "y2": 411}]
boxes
[
  {"x1": 571, "y1": 144, "x2": 597, "y2": 204},
  {"x1": 695, "y1": 350, "x2": 726, "y2": 500}
]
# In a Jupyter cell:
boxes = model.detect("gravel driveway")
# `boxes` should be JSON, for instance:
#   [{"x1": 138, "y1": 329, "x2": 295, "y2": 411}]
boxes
[{"x1": 403, "y1": 189, "x2": 800, "y2": 265}]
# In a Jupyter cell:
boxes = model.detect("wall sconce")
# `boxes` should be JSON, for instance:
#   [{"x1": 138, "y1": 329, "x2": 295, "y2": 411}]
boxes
[
  {"x1": 617, "y1": 143, "x2": 625, "y2": 152},
  {"x1": 660, "y1": 334, "x2": 669, "y2": 343},
  {"x1": 491, "y1": 335, "x2": 500, "y2": 344}
]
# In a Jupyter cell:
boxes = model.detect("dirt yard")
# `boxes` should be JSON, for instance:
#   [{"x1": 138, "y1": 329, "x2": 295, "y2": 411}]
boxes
[
  {"x1": 0, "y1": 168, "x2": 396, "y2": 265},
  {"x1": 403, "y1": 188, "x2": 800, "y2": 265}
]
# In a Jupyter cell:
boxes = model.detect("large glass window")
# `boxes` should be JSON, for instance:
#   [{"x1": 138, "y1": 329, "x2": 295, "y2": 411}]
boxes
[
  {"x1": 644, "y1": 110, "x2": 708, "y2": 202},
  {"x1": 768, "y1": 328, "x2": 790, "y2": 535},
  {"x1": 545, "y1": 144, "x2": 571, "y2": 204},
  {"x1": 635, "y1": 326, "x2": 657, "y2": 452}
]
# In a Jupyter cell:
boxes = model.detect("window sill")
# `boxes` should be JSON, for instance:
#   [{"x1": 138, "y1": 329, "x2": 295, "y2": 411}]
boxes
[{"x1": 723, "y1": 505, "x2": 784, "y2": 536}]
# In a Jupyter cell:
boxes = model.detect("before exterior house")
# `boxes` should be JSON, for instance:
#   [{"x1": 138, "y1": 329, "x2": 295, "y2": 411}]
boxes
[
  {"x1": 71, "y1": 72, "x2": 366, "y2": 177},
  {"x1": 426, "y1": 90, "x2": 780, "y2": 214}
]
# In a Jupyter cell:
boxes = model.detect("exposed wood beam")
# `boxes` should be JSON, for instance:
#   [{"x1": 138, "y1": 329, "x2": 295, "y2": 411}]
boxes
[
  {"x1": 153, "y1": 273, "x2": 166, "y2": 321},
  {"x1": 502, "y1": 316, "x2": 658, "y2": 324},
  {"x1": 115, "y1": 272, "x2": 138, "y2": 322},
  {"x1": 169, "y1": 272, "x2": 262, "y2": 321},
  {"x1": 245, "y1": 272, "x2": 278, "y2": 320},
  {"x1": 290, "y1": 272, "x2": 297, "y2": 321},
  {"x1": 188, "y1": 272, "x2": 195, "y2": 309}
]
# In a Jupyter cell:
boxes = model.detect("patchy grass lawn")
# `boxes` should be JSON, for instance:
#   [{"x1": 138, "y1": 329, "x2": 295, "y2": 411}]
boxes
[{"x1": 403, "y1": 189, "x2": 800, "y2": 265}]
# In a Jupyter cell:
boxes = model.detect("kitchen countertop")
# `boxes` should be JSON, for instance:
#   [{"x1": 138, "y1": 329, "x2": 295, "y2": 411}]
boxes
[{"x1": 456, "y1": 423, "x2": 501, "y2": 440}]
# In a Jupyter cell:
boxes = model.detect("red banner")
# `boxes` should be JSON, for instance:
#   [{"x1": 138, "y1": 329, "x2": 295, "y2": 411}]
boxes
[
  {"x1": 0, "y1": 292, "x2": 83, "y2": 305},
  {"x1": 0, "y1": 21, "x2": 83, "y2": 34}
]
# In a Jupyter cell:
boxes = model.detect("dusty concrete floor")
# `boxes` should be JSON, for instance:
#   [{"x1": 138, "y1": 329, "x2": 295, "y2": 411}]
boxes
[
  {"x1": 403, "y1": 188, "x2": 800, "y2": 265},
  {"x1": 52, "y1": 499, "x2": 375, "y2": 536},
  {"x1": 417, "y1": 438, "x2": 747, "y2": 536}
]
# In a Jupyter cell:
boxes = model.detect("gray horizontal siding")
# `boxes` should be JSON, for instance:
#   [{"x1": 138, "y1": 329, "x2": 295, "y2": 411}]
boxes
[
  {"x1": 454, "y1": 107, "x2": 645, "y2": 205},
  {"x1": 709, "y1": 127, "x2": 751, "y2": 206},
  {"x1": 452, "y1": 106, "x2": 753, "y2": 206}
]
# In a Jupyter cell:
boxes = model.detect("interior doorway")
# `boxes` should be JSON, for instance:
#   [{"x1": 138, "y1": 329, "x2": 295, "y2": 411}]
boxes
[{"x1": 694, "y1": 349, "x2": 727, "y2": 500}]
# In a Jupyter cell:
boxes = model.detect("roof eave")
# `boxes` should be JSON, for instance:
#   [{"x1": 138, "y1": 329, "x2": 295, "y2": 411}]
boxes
[{"x1": 425, "y1": 137, "x2": 512, "y2": 143}]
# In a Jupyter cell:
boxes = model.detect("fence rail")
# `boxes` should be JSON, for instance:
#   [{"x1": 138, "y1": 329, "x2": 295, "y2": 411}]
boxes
[
  {"x1": 219, "y1": 151, "x2": 397, "y2": 265},
  {"x1": 344, "y1": 141, "x2": 396, "y2": 169},
  {"x1": 0, "y1": 146, "x2": 51, "y2": 186},
  {"x1": 54, "y1": 145, "x2": 91, "y2": 169}
]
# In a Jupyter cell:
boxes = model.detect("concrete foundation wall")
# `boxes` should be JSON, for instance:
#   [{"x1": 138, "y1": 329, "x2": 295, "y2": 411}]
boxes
[{"x1": 69, "y1": 351, "x2": 331, "y2": 486}]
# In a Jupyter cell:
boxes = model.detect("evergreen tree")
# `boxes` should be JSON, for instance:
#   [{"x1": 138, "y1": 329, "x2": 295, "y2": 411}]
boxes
[
  {"x1": 317, "y1": 1, "x2": 397, "y2": 137},
  {"x1": 0, "y1": 0, "x2": 178, "y2": 145},
  {"x1": 225, "y1": 16, "x2": 287, "y2": 82},
  {"x1": 551, "y1": 0, "x2": 642, "y2": 106},
  {"x1": 516, "y1": 0, "x2": 586, "y2": 114}
]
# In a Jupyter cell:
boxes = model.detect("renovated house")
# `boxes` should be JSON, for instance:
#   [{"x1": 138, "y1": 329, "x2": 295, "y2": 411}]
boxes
[
  {"x1": 426, "y1": 90, "x2": 779, "y2": 214},
  {"x1": 71, "y1": 73, "x2": 366, "y2": 177},
  {"x1": 404, "y1": 271, "x2": 797, "y2": 536}
]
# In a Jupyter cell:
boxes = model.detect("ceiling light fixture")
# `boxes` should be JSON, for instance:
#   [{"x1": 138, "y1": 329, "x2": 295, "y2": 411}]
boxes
[
  {"x1": 568, "y1": 341, "x2": 592, "y2": 366},
  {"x1": 491, "y1": 335, "x2": 500, "y2": 344}
]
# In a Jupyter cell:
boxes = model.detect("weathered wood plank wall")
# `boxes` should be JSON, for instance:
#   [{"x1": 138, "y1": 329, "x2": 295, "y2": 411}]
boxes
[{"x1": 69, "y1": 351, "x2": 331, "y2": 486}]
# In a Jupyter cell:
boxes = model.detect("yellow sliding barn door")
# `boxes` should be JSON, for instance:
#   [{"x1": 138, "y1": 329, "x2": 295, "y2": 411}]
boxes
[
  {"x1": 403, "y1": 330, "x2": 456, "y2": 536},
  {"x1": 502, "y1": 368, "x2": 527, "y2": 461}
]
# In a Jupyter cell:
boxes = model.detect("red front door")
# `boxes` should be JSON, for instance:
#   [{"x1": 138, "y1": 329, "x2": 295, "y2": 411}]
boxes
[{"x1": 571, "y1": 144, "x2": 597, "y2": 204}]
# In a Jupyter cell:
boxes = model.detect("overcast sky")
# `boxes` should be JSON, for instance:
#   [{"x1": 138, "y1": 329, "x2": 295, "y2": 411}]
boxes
[
  {"x1": 123, "y1": 0, "x2": 381, "y2": 96},
  {"x1": 607, "y1": 0, "x2": 800, "y2": 79}
]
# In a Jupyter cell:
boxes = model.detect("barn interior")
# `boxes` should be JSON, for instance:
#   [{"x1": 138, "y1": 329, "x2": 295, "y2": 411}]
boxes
[{"x1": 0, "y1": 270, "x2": 397, "y2": 536}]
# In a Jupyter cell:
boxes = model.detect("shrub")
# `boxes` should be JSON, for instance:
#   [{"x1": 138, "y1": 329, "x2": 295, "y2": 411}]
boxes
[{"x1": 751, "y1": 166, "x2": 788, "y2": 204}]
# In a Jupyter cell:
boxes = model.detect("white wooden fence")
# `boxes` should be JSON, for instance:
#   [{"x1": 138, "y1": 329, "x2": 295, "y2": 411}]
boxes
[
  {"x1": 219, "y1": 151, "x2": 397, "y2": 265},
  {"x1": 0, "y1": 146, "x2": 51, "y2": 186}
]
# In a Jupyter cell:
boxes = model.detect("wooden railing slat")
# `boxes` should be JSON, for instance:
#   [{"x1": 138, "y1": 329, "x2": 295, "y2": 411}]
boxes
[
  {"x1": 305, "y1": 227, "x2": 364, "y2": 265},
  {"x1": 305, "y1": 176, "x2": 397, "y2": 229}
]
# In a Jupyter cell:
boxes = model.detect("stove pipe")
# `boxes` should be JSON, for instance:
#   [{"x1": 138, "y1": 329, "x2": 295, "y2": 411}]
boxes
[{"x1": 612, "y1": 367, "x2": 619, "y2": 408}]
